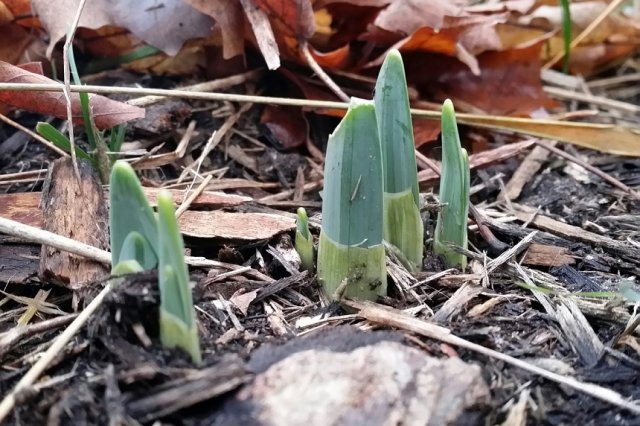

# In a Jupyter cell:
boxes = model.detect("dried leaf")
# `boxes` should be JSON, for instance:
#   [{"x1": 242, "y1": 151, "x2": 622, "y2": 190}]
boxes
[
  {"x1": 259, "y1": 105, "x2": 309, "y2": 150},
  {"x1": 0, "y1": 61, "x2": 144, "y2": 128},
  {"x1": 31, "y1": 0, "x2": 213, "y2": 57},
  {"x1": 406, "y1": 42, "x2": 556, "y2": 116},
  {"x1": 183, "y1": 0, "x2": 245, "y2": 59}
]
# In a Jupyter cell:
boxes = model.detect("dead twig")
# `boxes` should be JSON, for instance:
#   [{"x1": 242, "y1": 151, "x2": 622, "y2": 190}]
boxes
[{"x1": 300, "y1": 40, "x2": 349, "y2": 103}]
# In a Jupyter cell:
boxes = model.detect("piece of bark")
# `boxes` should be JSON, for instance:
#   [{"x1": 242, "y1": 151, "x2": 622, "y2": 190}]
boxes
[
  {"x1": 0, "y1": 188, "x2": 250, "y2": 229},
  {"x1": 179, "y1": 210, "x2": 295, "y2": 240},
  {"x1": 522, "y1": 243, "x2": 575, "y2": 267},
  {"x1": 38, "y1": 158, "x2": 109, "y2": 293}
]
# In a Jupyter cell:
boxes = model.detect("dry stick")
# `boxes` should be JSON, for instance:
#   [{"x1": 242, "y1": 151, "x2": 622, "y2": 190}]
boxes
[
  {"x1": 0, "y1": 215, "x2": 269, "y2": 278},
  {"x1": 0, "y1": 283, "x2": 113, "y2": 423},
  {"x1": 544, "y1": 86, "x2": 640, "y2": 114},
  {"x1": 0, "y1": 216, "x2": 111, "y2": 264},
  {"x1": 300, "y1": 40, "x2": 350, "y2": 103},
  {"x1": 534, "y1": 139, "x2": 640, "y2": 201},
  {"x1": 127, "y1": 69, "x2": 263, "y2": 107},
  {"x1": 0, "y1": 114, "x2": 68, "y2": 158},
  {"x1": 416, "y1": 151, "x2": 509, "y2": 253},
  {"x1": 544, "y1": 0, "x2": 627, "y2": 69},
  {"x1": 176, "y1": 175, "x2": 213, "y2": 219},
  {"x1": 61, "y1": 0, "x2": 89, "y2": 180},
  {"x1": 0, "y1": 83, "x2": 638, "y2": 154},
  {"x1": 344, "y1": 299, "x2": 640, "y2": 416}
]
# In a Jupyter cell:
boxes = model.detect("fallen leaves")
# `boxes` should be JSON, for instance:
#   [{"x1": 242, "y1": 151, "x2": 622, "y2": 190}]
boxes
[
  {"x1": 31, "y1": 0, "x2": 213, "y2": 57},
  {"x1": 0, "y1": 61, "x2": 144, "y2": 128}
]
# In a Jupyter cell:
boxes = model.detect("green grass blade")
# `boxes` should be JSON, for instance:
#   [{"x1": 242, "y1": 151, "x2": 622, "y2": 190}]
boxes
[
  {"x1": 434, "y1": 100, "x2": 470, "y2": 269},
  {"x1": 109, "y1": 161, "x2": 159, "y2": 269},
  {"x1": 109, "y1": 124, "x2": 127, "y2": 162},
  {"x1": 374, "y1": 49, "x2": 423, "y2": 270},
  {"x1": 317, "y1": 98, "x2": 386, "y2": 300},
  {"x1": 36, "y1": 122, "x2": 92, "y2": 163},
  {"x1": 295, "y1": 207, "x2": 314, "y2": 272},
  {"x1": 157, "y1": 190, "x2": 201, "y2": 363},
  {"x1": 560, "y1": 0, "x2": 572, "y2": 73}
]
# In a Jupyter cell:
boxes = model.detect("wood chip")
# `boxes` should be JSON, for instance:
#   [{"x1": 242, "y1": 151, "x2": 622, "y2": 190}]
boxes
[
  {"x1": 38, "y1": 158, "x2": 109, "y2": 294},
  {"x1": 521, "y1": 243, "x2": 575, "y2": 267},
  {"x1": 179, "y1": 210, "x2": 295, "y2": 240}
]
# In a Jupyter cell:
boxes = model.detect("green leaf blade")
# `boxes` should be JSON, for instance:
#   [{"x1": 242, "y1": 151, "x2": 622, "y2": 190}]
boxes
[
  {"x1": 157, "y1": 190, "x2": 200, "y2": 363},
  {"x1": 321, "y1": 98, "x2": 384, "y2": 248},
  {"x1": 374, "y1": 49, "x2": 420, "y2": 204},
  {"x1": 109, "y1": 161, "x2": 159, "y2": 269},
  {"x1": 36, "y1": 122, "x2": 92, "y2": 163},
  {"x1": 318, "y1": 97, "x2": 386, "y2": 301},
  {"x1": 435, "y1": 99, "x2": 470, "y2": 269},
  {"x1": 374, "y1": 49, "x2": 423, "y2": 269}
]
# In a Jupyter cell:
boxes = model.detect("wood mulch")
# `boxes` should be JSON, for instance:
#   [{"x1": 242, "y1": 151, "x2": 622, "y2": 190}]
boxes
[{"x1": 0, "y1": 58, "x2": 639, "y2": 425}]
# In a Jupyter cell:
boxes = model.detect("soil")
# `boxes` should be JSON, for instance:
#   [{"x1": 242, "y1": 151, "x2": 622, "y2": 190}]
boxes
[{"x1": 1, "y1": 65, "x2": 640, "y2": 426}]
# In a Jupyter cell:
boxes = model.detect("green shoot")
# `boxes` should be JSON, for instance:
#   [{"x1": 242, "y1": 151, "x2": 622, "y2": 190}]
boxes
[
  {"x1": 35, "y1": 47, "x2": 126, "y2": 183},
  {"x1": 295, "y1": 207, "x2": 314, "y2": 272},
  {"x1": 317, "y1": 98, "x2": 386, "y2": 301},
  {"x1": 374, "y1": 49, "x2": 423, "y2": 271},
  {"x1": 434, "y1": 99, "x2": 470, "y2": 269},
  {"x1": 157, "y1": 190, "x2": 201, "y2": 364},
  {"x1": 36, "y1": 122, "x2": 94, "y2": 165},
  {"x1": 560, "y1": 0, "x2": 572, "y2": 73},
  {"x1": 109, "y1": 161, "x2": 158, "y2": 270}
]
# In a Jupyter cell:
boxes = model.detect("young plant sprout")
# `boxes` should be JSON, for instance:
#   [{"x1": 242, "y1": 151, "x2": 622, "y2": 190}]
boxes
[
  {"x1": 295, "y1": 207, "x2": 314, "y2": 272},
  {"x1": 317, "y1": 98, "x2": 387, "y2": 301},
  {"x1": 434, "y1": 100, "x2": 470, "y2": 269},
  {"x1": 109, "y1": 161, "x2": 158, "y2": 271},
  {"x1": 374, "y1": 49, "x2": 423, "y2": 272},
  {"x1": 157, "y1": 191, "x2": 201, "y2": 364},
  {"x1": 108, "y1": 161, "x2": 200, "y2": 363}
]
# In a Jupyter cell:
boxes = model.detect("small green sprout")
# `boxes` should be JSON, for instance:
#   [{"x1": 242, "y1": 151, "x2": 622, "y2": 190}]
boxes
[
  {"x1": 157, "y1": 191, "x2": 201, "y2": 364},
  {"x1": 109, "y1": 161, "x2": 158, "y2": 270},
  {"x1": 317, "y1": 98, "x2": 386, "y2": 301},
  {"x1": 374, "y1": 49, "x2": 423, "y2": 272},
  {"x1": 108, "y1": 161, "x2": 200, "y2": 363},
  {"x1": 295, "y1": 207, "x2": 314, "y2": 272},
  {"x1": 434, "y1": 99, "x2": 470, "y2": 269}
]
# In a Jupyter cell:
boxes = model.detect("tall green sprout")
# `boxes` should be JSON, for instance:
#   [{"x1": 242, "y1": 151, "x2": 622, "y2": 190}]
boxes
[
  {"x1": 434, "y1": 100, "x2": 470, "y2": 269},
  {"x1": 317, "y1": 98, "x2": 386, "y2": 301},
  {"x1": 374, "y1": 49, "x2": 423, "y2": 271}
]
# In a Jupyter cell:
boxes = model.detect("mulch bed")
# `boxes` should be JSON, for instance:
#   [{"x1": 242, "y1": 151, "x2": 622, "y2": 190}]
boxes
[{"x1": 1, "y1": 64, "x2": 640, "y2": 425}]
